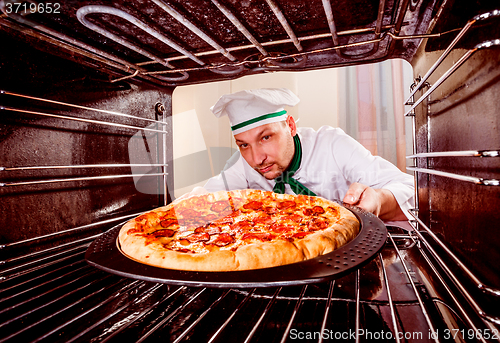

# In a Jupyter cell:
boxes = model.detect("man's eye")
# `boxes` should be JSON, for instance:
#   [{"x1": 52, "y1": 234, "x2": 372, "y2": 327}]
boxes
[
  {"x1": 239, "y1": 143, "x2": 248, "y2": 149},
  {"x1": 262, "y1": 135, "x2": 271, "y2": 141}
]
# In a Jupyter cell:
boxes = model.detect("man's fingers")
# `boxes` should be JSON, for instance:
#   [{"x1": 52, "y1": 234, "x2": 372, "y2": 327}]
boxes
[{"x1": 343, "y1": 182, "x2": 368, "y2": 204}]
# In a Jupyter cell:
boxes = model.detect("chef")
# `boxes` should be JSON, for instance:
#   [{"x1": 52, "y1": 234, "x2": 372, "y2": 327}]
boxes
[{"x1": 187, "y1": 88, "x2": 414, "y2": 221}]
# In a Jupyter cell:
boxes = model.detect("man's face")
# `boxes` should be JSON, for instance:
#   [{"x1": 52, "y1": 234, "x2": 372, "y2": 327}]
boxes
[{"x1": 234, "y1": 116, "x2": 296, "y2": 180}]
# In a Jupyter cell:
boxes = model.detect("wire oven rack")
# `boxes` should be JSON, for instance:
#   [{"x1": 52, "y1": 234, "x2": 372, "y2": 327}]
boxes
[{"x1": 2, "y1": 224, "x2": 487, "y2": 343}]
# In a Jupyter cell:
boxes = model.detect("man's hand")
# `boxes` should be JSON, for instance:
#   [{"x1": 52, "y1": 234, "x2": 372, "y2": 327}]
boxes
[{"x1": 343, "y1": 182, "x2": 407, "y2": 221}]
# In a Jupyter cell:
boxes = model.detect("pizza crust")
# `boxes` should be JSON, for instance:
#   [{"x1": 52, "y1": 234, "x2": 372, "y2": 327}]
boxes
[{"x1": 118, "y1": 190, "x2": 360, "y2": 272}]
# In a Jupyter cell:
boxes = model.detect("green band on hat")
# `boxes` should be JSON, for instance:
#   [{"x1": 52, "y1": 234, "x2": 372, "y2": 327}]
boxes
[{"x1": 231, "y1": 110, "x2": 287, "y2": 131}]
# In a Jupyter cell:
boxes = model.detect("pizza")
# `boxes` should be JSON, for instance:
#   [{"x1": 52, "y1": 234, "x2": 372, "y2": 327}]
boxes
[{"x1": 118, "y1": 189, "x2": 360, "y2": 272}]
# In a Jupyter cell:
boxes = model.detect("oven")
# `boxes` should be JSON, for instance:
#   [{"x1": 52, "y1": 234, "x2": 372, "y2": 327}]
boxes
[{"x1": 1, "y1": 0, "x2": 499, "y2": 342}]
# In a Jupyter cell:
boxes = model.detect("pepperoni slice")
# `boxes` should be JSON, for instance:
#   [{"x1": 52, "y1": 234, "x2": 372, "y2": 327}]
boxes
[
  {"x1": 312, "y1": 206, "x2": 325, "y2": 214},
  {"x1": 264, "y1": 206, "x2": 278, "y2": 214},
  {"x1": 284, "y1": 214, "x2": 303, "y2": 223},
  {"x1": 213, "y1": 216, "x2": 234, "y2": 225},
  {"x1": 160, "y1": 218, "x2": 178, "y2": 228},
  {"x1": 241, "y1": 232, "x2": 276, "y2": 241},
  {"x1": 195, "y1": 226, "x2": 222, "y2": 235},
  {"x1": 253, "y1": 214, "x2": 274, "y2": 225},
  {"x1": 230, "y1": 221, "x2": 253, "y2": 233},
  {"x1": 303, "y1": 208, "x2": 314, "y2": 216},
  {"x1": 179, "y1": 209, "x2": 199, "y2": 219},
  {"x1": 270, "y1": 223, "x2": 294, "y2": 233},
  {"x1": 211, "y1": 233, "x2": 235, "y2": 247},
  {"x1": 243, "y1": 201, "x2": 263, "y2": 210},
  {"x1": 185, "y1": 232, "x2": 210, "y2": 243},
  {"x1": 211, "y1": 201, "x2": 231, "y2": 213},
  {"x1": 308, "y1": 217, "x2": 330, "y2": 231},
  {"x1": 151, "y1": 229, "x2": 175, "y2": 237},
  {"x1": 278, "y1": 200, "x2": 296, "y2": 210}
]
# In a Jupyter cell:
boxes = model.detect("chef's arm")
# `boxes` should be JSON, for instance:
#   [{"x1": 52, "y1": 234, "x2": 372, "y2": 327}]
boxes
[{"x1": 343, "y1": 182, "x2": 407, "y2": 221}]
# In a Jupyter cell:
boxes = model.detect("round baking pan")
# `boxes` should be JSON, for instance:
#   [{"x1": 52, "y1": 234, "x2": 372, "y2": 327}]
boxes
[{"x1": 85, "y1": 203, "x2": 387, "y2": 288}]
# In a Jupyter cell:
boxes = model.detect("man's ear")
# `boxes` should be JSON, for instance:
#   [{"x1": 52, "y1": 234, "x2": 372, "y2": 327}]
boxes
[{"x1": 286, "y1": 115, "x2": 297, "y2": 136}]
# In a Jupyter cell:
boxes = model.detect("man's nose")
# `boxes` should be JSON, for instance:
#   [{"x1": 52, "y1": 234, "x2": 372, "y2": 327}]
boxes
[{"x1": 252, "y1": 146, "x2": 267, "y2": 165}]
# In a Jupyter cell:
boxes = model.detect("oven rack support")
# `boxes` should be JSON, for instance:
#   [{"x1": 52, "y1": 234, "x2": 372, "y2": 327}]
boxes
[
  {"x1": 0, "y1": 90, "x2": 167, "y2": 127},
  {"x1": 407, "y1": 150, "x2": 500, "y2": 158},
  {"x1": 1, "y1": 91, "x2": 170, "y2": 191},
  {"x1": 0, "y1": 106, "x2": 167, "y2": 134},
  {"x1": 408, "y1": 211, "x2": 500, "y2": 329},
  {"x1": 406, "y1": 166, "x2": 500, "y2": 186},
  {"x1": 404, "y1": 38, "x2": 500, "y2": 117},
  {"x1": 0, "y1": 212, "x2": 143, "y2": 252},
  {"x1": 404, "y1": 9, "x2": 500, "y2": 106}
]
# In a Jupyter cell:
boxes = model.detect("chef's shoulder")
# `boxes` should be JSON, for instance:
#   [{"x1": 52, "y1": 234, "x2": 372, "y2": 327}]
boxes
[{"x1": 297, "y1": 125, "x2": 357, "y2": 146}]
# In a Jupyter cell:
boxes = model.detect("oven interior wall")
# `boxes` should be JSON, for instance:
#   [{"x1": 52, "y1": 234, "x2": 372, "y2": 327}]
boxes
[
  {"x1": 410, "y1": 11, "x2": 500, "y2": 315},
  {"x1": 0, "y1": 32, "x2": 174, "y2": 251}
]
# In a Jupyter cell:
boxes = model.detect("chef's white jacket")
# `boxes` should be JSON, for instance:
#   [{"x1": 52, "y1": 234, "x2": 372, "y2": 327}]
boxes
[{"x1": 204, "y1": 126, "x2": 415, "y2": 218}]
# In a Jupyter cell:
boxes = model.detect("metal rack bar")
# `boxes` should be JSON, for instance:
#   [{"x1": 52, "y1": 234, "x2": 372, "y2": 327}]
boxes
[
  {"x1": 0, "y1": 264, "x2": 91, "y2": 303},
  {"x1": 151, "y1": 0, "x2": 236, "y2": 62},
  {"x1": 1, "y1": 106, "x2": 167, "y2": 134},
  {"x1": 1, "y1": 212, "x2": 142, "y2": 249},
  {"x1": 0, "y1": 90, "x2": 165, "y2": 126},
  {"x1": 355, "y1": 269, "x2": 361, "y2": 343},
  {"x1": 0, "y1": 267, "x2": 98, "y2": 318},
  {"x1": 0, "y1": 276, "x2": 121, "y2": 342},
  {"x1": 99, "y1": 286, "x2": 187, "y2": 343},
  {"x1": 404, "y1": 38, "x2": 500, "y2": 116},
  {"x1": 265, "y1": 0, "x2": 303, "y2": 52},
  {"x1": 280, "y1": 285, "x2": 308, "y2": 343},
  {"x1": 318, "y1": 280, "x2": 335, "y2": 343},
  {"x1": 379, "y1": 253, "x2": 401, "y2": 343},
  {"x1": 2, "y1": 234, "x2": 99, "y2": 265},
  {"x1": 388, "y1": 233, "x2": 440, "y2": 343},
  {"x1": 136, "y1": 287, "x2": 207, "y2": 343},
  {"x1": 1, "y1": 172, "x2": 166, "y2": 188},
  {"x1": 208, "y1": 288, "x2": 256, "y2": 343},
  {"x1": 161, "y1": 25, "x2": 396, "y2": 63},
  {"x1": 244, "y1": 287, "x2": 282, "y2": 343},
  {"x1": 1, "y1": 163, "x2": 166, "y2": 171},
  {"x1": 405, "y1": 9, "x2": 500, "y2": 104},
  {"x1": 407, "y1": 150, "x2": 500, "y2": 158},
  {"x1": 211, "y1": 0, "x2": 268, "y2": 56},
  {"x1": 407, "y1": 166, "x2": 500, "y2": 186},
  {"x1": 173, "y1": 289, "x2": 232, "y2": 343},
  {"x1": 27, "y1": 279, "x2": 142, "y2": 343},
  {"x1": 65, "y1": 283, "x2": 165, "y2": 343},
  {"x1": 406, "y1": 226, "x2": 493, "y2": 342},
  {"x1": 0, "y1": 259, "x2": 86, "y2": 295},
  {"x1": 408, "y1": 210, "x2": 500, "y2": 298},
  {"x1": 0, "y1": 246, "x2": 88, "y2": 280},
  {"x1": 321, "y1": 0, "x2": 340, "y2": 47},
  {"x1": 76, "y1": 5, "x2": 195, "y2": 79}
]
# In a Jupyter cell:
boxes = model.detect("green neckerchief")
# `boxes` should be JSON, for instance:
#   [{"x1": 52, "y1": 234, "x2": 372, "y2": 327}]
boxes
[{"x1": 273, "y1": 135, "x2": 317, "y2": 196}]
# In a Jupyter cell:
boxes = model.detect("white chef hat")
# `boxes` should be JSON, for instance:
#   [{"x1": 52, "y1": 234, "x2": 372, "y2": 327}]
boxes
[{"x1": 210, "y1": 88, "x2": 300, "y2": 135}]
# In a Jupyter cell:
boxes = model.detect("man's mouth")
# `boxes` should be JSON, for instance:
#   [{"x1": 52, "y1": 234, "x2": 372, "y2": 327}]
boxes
[{"x1": 258, "y1": 164, "x2": 274, "y2": 174}]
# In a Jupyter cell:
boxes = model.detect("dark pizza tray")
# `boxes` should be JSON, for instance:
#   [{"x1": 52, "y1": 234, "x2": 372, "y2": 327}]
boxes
[{"x1": 85, "y1": 203, "x2": 387, "y2": 288}]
